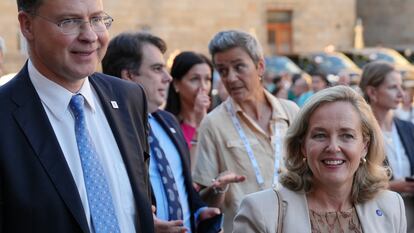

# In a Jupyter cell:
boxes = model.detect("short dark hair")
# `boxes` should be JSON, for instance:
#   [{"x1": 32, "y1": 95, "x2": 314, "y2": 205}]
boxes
[
  {"x1": 102, "y1": 32, "x2": 167, "y2": 79},
  {"x1": 310, "y1": 71, "x2": 329, "y2": 86},
  {"x1": 165, "y1": 51, "x2": 213, "y2": 117},
  {"x1": 17, "y1": 0, "x2": 43, "y2": 12}
]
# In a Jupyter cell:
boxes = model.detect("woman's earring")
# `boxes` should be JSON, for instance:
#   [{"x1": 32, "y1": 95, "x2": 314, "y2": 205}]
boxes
[{"x1": 360, "y1": 157, "x2": 367, "y2": 164}]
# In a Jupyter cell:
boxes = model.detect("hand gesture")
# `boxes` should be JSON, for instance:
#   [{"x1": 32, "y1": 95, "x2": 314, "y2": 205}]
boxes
[
  {"x1": 152, "y1": 205, "x2": 188, "y2": 233},
  {"x1": 211, "y1": 171, "x2": 246, "y2": 192}
]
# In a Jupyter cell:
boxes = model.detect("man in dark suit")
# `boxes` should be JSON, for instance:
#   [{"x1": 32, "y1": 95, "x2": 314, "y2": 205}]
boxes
[
  {"x1": 102, "y1": 32, "x2": 221, "y2": 233},
  {"x1": 0, "y1": 0, "x2": 154, "y2": 232}
]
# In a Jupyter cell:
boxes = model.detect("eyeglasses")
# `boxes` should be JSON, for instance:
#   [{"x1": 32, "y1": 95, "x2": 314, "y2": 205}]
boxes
[{"x1": 31, "y1": 13, "x2": 114, "y2": 35}]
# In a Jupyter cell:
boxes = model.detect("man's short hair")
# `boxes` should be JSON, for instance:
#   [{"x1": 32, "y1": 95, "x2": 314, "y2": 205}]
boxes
[
  {"x1": 102, "y1": 32, "x2": 167, "y2": 79},
  {"x1": 17, "y1": 0, "x2": 43, "y2": 12}
]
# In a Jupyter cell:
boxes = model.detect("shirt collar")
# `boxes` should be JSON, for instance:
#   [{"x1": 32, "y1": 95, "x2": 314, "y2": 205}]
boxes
[
  {"x1": 28, "y1": 59, "x2": 96, "y2": 121},
  {"x1": 229, "y1": 89, "x2": 289, "y2": 121}
]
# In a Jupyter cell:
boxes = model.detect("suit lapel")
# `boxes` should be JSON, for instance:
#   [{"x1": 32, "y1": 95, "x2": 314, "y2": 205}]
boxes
[
  {"x1": 89, "y1": 74, "x2": 146, "y2": 185},
  {"x1": 356, "y1": 199, "x2": 386, "y2": 233},
  {"x1": 152, "y1": 111, "x2": 191, "y2": 172},
  {"x1": 279, "y1": 187, "x2": 312, "y2": 233},
  {"x1": 89, "y1": 74, "x2": 151, "y2": 232},
  {"x1": 11, "y1": 66, "x2": 90, "y2": 233}
]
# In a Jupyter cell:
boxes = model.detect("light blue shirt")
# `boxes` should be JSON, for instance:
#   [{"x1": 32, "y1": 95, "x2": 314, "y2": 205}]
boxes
[
  {"x1": 296, "y1": 91, "x2": 313, "y2": 107},
  {"x1": 148, "y1": 115, "x2": 192, "y2": 232}
]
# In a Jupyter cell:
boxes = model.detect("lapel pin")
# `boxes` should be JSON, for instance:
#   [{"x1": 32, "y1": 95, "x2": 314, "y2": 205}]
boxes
[
  {"x1": 110, "y1": 101, "x2": 119, "y2": 109},
  {"x1": 376, "y1": 209, "x2": 383, "y2": 216},
  {"x1": 170, "y1": 128, "x2": 176, "y2": 133}
]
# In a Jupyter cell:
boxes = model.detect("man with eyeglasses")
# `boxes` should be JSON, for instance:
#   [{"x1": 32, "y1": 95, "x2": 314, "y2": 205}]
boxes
[{"x1": 0, "y1": 0, "x2": 154, "y2": 232}]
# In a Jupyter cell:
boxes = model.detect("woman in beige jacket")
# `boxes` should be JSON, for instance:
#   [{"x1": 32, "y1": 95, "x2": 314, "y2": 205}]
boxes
[{"x1": 234, "y1": 86, "x2": 406, "y2": 233}]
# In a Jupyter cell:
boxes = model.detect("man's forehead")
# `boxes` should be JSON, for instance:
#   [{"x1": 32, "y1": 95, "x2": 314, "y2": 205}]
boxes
[
  {"x1": 141, "y1": 44, "x2": 165, "y2": 63},
  {"x1": 37, "y1": 0, "x2": 104, "y2": 15}
]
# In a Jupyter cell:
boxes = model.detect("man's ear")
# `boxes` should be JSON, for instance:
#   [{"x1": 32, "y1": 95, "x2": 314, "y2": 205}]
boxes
[
  {"x1": 18, "y1": 11, "x2": 34, "y2": 41},
  {"x1": 120, "y1": 69, "x2": 132, "y2": 81}
]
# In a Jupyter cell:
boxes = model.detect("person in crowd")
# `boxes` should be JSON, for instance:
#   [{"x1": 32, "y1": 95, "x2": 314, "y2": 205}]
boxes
[
  {"x1": 102, "y1": 32, "x2": 220, "y2": 233},
  {"x1": 296, "y1": 72, "x2": 329, "y2": 107},
  {"x1": 165, "y1": 51, "x2": 213, "y2": 152},
  {"x1": 395, "y1": 84, "x2": 414, "y2": 124},
  {"x1": 262, "y1": 70, "x2": 278, "y2": 93},
  {"x1": 270, "y1": 75, "x2": 289, "y2": 99},
  {"x1": 234, "y1": 85, "x2": 406, "y2": 233},
  {"x1": 337, "y1": 69, "x2": 352, "y2": 86},
  {"x1": 311, "y1": 71, "x2": 330, "y2": 92},
  {"x1": 291, "y1": 73, "x2": 311, "y2": 106},
  {"x1": 0, "y1": 0, "x2": 154, "y2": 232},
  {"x1": 192, "y1": 30, "x2": 299, "y2": 232},
  {"x1": 359, "y1": 61, "x2": 414, "y2": 233}
]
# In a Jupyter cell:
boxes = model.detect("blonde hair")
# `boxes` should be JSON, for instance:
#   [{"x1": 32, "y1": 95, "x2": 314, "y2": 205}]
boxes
[{"x1": 280, "y1": 86, "x2": 389, "y2": 203}]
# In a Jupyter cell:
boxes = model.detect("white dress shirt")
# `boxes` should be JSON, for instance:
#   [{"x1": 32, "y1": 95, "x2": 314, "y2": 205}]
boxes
[{"x1": 28, "y1": 60, "x2": 136, "y2": 233}]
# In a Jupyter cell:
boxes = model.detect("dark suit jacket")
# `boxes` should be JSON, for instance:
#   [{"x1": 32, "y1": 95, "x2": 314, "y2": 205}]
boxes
[
  {"x1": 151, "y1": 110, "x2": 205, "y2": 232},
  {"x1": 395, "y1": 118, "x2": 414, "y2": 175},
  {"x1": 0, "y1": 64, "x2": 154, "y2": 233}
]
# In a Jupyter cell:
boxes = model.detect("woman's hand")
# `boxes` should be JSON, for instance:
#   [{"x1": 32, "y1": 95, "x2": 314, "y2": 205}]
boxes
[
  {"x1": 211, "y1": 171, "x2": 246, "y2": 192},
  {"x1": 195, "y1": 171, "x2": 246, "y2": 208},
  {"x1": 193, "y1": 88, "x2": 211, "y2": 127}
]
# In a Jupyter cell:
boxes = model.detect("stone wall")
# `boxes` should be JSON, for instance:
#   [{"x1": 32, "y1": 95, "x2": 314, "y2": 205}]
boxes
[
  {"x1": 357, "y1": 0, "x2": 414, "y2": 48},
  {"x1": 0, "y1": 0, "x2": 356, "y2": 74}
]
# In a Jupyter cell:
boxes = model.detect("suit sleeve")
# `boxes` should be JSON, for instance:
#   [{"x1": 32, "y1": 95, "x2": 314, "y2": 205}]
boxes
[{"x1": 137, "y1": 84, "x2": 152, "y2": 200}]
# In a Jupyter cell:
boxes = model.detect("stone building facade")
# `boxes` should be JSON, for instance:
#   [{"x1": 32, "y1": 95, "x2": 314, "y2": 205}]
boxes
[
  {"x1": 357, "y1": 0, "x2": 414, "y2": 48},
  {"x1": 0, "y1": 0, "x2": 356, "y2": 74}
]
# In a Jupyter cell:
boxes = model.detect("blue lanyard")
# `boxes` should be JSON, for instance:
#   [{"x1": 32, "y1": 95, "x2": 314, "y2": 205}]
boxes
[{"x1": 226, "y1": 101, "x2": 282, "y2": 189}]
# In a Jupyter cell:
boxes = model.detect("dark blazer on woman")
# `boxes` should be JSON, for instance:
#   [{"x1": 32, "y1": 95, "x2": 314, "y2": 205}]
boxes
[{"x1": 394, "y1": 118, "x2": 414, "y2": 175}]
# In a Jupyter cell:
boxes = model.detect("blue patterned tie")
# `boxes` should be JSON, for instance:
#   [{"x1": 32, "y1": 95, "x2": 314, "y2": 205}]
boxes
[
  {"x1": 148, "y1": 128, "x2": 183, "y2": 220},
  {"x1": 69, "y1": 94, "x2": 121, "y2": 233}
]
